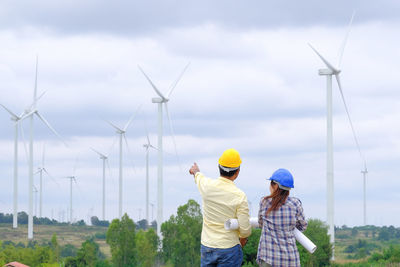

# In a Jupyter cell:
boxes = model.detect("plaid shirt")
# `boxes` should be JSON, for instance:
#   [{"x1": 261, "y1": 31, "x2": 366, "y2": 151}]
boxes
[{"x1": 256, "y1": 196, "x2": 307, "y2": 266}]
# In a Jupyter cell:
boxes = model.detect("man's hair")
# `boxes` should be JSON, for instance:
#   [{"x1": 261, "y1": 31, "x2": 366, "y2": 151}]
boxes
[{"x1": 219, "y1": 166, "x2": 239, "y2": 177}]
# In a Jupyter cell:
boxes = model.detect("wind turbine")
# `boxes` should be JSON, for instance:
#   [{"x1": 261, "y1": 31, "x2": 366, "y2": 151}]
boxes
[
  {"x1": 143, "y1": 130, "x2": 157, "y2": 225},
  {"x1": 106, "y1": 108, "x2": 140, "y2": 219},
  {"x1": 309, "y1": 13, "x2": 366, "y2": 258},
  {"x1": 0, "y1": 104, "x2": 25, "y2": 228},
  {"x1": 91, "y1": 148, "x2": 109, "y2": 221},
  {"x1": 65, "y1": 175, "x2": 77, "y2": 223},
  {"x1": 21, "y1": 57, "x2": 67, "y2": 239},
  {"x1": 35, "y1": 143, "x2": 58, "y2": 218},
  {"x1": 138, "y1": 63, "x2": 190, "y2": 236}
]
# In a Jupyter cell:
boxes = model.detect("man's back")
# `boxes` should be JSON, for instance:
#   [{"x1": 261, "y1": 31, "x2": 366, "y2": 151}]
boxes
[{"x1": 195, "y1": 173, "x2": 251, "y2": 248}]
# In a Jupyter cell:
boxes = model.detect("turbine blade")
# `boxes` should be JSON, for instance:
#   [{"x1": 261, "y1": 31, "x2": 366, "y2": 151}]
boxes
[
  {"x1": 338, "y1": 11, "x2": 355, "y2": 68},
  {"x1": 149, "y1": 144, "x2": 161, "y2": 152},
  {"x1": 123, "y1": 134, "x2": 136, "y2": 173},
  {"x1": 138, "y1": 65, "x2": 166, "y2": 100},
  {"x1": 43, "y1": 168, "x2": 61, "y2": 188},
  {"x1": 308, "y1": 43, "x2": 340, "y2": 73},
  {"x1": 124, "y1": 104, "x2": 142, "y2": 131},
  {"x1": 105, "y1": 120, "x2": 123, "y2": 132},
  {"x1": 164, "y1": 103, "x2": 180, "y2": 162},
  {"x1": 106, "y1": 159, "x2": 113, "y2": 180},
  {"x1": 73, "y1": 156, "x2": 79, "y2": 176},
  {"x1": 42, "y1": 142, "x2": 46, "y2": 167},
  {"x1": 0, "y1": 104, "x2": 19, "y2": 120},
  {"x1": 19, "y1": 122, "x2": 30, "y2": 164},
  {"x1": 91, "y1": 147, "x2": 106, "y2": 158},
  {"x1": 26, "y1": 90, "x2": 47, "y2": 113},
  {"x1": 166, "y1": 62, "x2": 191, "y2": 98},
  {"x1": 20, "y1": 110, "x2": 36, "y2": 121},
  {"x1": 33, "y1": 56, "x2": 38, "y2": 106},
  {"x1": 143, "y1": 120, "x2": 151, "y2": 145},
  {"x1": 335, "y1": 74, "x2": 365, "y2": 163},
  {"x1": 108, "y1": 135, "x2": 119, "y2": 156},
  {"x1": 35, "y1": 111, "x2": 68, "y2": 147}
]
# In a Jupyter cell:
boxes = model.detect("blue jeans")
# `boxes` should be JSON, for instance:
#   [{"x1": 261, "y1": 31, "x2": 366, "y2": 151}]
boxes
[{"x1": 201, "y1": 244, "x2": 243, "y2": 267}]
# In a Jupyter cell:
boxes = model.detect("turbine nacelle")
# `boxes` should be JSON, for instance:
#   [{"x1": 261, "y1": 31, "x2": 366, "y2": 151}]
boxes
[
  {"x1": 318, "y1": 69, "x2": 339, "y2": 76},
  {"x1": 152, "y1": 97, "x2": 168, "y2": 103}
]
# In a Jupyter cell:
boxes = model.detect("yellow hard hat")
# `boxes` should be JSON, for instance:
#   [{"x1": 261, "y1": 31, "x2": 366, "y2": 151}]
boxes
[{"x1": 218, "y1": 148, "x2": 242, "y2": 168}]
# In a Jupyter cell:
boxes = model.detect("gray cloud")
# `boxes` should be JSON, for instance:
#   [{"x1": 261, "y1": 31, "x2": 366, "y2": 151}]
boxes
[{"x1": 1, "y1": 1, "x2": 400, "y2": 36}]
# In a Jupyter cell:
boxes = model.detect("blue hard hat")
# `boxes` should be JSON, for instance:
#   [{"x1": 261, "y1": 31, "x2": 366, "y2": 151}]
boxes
[{"x1": 268, "y1": 168, "x2": 294, "y2": 190}]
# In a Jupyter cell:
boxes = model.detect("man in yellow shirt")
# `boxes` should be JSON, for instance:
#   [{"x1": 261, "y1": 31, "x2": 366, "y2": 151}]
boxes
[{"x1": 189, "y1": 148, "x2": 251, "y2": 267}]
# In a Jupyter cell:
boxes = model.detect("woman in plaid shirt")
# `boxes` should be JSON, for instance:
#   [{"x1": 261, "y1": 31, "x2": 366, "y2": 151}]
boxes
[{"x1": 257, "y1": 169, "x2": 307, "y2": 267}]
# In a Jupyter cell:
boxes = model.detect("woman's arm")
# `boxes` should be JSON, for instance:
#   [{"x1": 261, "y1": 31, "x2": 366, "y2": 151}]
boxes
[
  {"x1": 295, "y1": 199, "x2": 307, "y2": 231},
  {"x1": 258, "y1": 197, "x2": 265, "y2": 228}
]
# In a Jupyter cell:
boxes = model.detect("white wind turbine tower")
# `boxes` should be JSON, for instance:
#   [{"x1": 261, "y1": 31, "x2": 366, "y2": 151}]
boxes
[
  {"x1": 91, "y1": 148, "x2": 109, "y2": 221},
  {"x1": 65, "y1": 175, "x2": 77, "y2": 223},
  {"x1": 309, "y1": 12, "x2": 367, "y2": 258},
  {"x1": 33, "y1": 185, "x2": 38, "y2": 217},
  {"x1": 64, "y1": 158, "x2": 80, "y2": 224},
  {"x1": 106, "y1": 109, "x2": 140, "y2": 219},
  {"x1": 139, "y1": 63, "x2": 190, "y2": 236},
  {"x1": 22, "y1": 57, "x2": 67, "y2": 239},
  {"x1": 0, "y1": 104, "x2": 25, "y2": 228},
  {"x1": 361, "y1": 164, "x2": 368, "y2": 225},
  {"x1": 143, "y1": 129, "x2": 157, "y2": 225}
]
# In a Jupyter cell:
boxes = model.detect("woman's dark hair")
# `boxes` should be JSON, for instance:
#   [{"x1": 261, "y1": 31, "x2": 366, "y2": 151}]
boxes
[
  {"x1": 219, "y1": 166, "x2": 239, "y2": 177},
  {"x1": 264, "y1": 181, "x2": 289, "y2": 216}
]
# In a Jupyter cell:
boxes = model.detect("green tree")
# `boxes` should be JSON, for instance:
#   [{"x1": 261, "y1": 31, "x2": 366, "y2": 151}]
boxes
[
  {"x1": 136, "y1": 228, "x2": 159, "y2": 267},
  {"x1": 351, "y1": 228, "x2": 358, "y2": 237},
  {"x1": 242, "y1": 228, "x2": 261, "y2": 265},
  {"x1": 61, "y1": 244, "x2": 78, "y2": 257},
  {"x1": 298, "y1": 219, "x2": 332, "y2": 267},
  {"x1": 106, "y1": 213, "x2": 136, "y2": 267},
  {"x1": 161, "y1": 199, "x2": 202, "y2": 267},
  {"x1": 51, "y1": 233, "x2": 60, "y2": 263},
  {"x1": 76, "y1": 239, "x2": 98, "y2": 267}
]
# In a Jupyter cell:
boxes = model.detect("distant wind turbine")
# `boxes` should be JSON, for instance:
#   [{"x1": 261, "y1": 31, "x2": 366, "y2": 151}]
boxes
[
  {"x1": 106, "y1": 107, "x2": 140, "y2": 219},
  {"x1": 91, "y1": 148, "x2": 109, "y2": 221},
  {"x1": 138, "y1": 63, "x2": 190, "y2": 236},
  {"x1": 0, "y1": 104, "x2": 26, "y2": 228},
  {"x1": 65, "y1": 175, "x2": 77, "y2": 223},
  {"x1": 143, "y1": 129, "x2": 157, "y2": 225},
  {"x1": 309, "y1": 12, "x2": 367, "y2": 258},
  {"x1": 20, "y1": 57, "x2": 67, "y2": 239},
  {"x1": 35, "y1": 143, "x2": 58, "y2": 218}
]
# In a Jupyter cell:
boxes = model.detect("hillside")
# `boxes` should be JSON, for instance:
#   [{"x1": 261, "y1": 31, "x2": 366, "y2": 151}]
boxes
[{"x1": 0, "y1": 223, "x2": 110, "y2": 257}]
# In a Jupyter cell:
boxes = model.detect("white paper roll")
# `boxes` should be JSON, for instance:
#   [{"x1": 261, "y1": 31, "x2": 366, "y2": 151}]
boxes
[
  {"x1": 224, "y1": 218, "x2": 239, "y2": 230},
  {"x1": 294, "y1": 228, "x2": 317, "y2": 253},
  {"x1": 224, "y1": 217, "x2": 317, "y2": 254},
  {"x1": 224, "y1": 217, "x2": 259, "y2": 230}
]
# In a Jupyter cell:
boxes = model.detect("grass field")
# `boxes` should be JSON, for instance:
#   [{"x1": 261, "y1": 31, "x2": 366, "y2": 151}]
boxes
[{"x1": 0, "y1": 223, "x2": 111, "y2": 257}]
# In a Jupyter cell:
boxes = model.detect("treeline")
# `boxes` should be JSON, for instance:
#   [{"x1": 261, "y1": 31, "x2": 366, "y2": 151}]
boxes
[
  {"x1": 0, "y1": 212, "x2": 157, "y2": 230},
  {"x1": 0, "y1": 212, "x2": 84, "y2": 226},
  {"x1": 336, "y1": 224, "x2": 400, "y2": 241},
  {"x1": 2, "y1": 200, "x2": 400, "y2": 266}
]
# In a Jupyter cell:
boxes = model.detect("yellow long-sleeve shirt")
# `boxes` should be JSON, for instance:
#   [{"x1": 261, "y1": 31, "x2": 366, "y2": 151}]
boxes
[{"x1": 194, "y1": 172, "x2": 251, "y2": 248}]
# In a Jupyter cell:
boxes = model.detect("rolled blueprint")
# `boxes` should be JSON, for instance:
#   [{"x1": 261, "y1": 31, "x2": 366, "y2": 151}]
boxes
[
  {"x1": 224, "y1": 217, "x2": 259, "y2": 230},
  {"x1": 294, "y1": 228, "x2": 317, "y2": 253},
  {"x1": 224, "y1": 217, "x2": 317, "y2": 254}
]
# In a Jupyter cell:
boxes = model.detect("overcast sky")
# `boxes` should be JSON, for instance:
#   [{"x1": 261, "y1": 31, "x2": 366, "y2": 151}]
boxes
[{"x1": 1, "y1": 1, "x2": 400, "y2": 228}]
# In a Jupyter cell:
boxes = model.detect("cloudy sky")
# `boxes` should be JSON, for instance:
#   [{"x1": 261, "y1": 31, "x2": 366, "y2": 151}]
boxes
[{"x1": 1, "y1": 0, "x2": 400, "y2": 228}]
